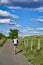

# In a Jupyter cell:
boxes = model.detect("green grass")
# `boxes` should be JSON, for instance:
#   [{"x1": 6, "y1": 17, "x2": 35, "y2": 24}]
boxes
[
  {"x1": 18, "y1": 36, "x2": 43, "y2": 65},
  {"x1": 0, "y1": 38, "x2": 6, "y2": 47}
]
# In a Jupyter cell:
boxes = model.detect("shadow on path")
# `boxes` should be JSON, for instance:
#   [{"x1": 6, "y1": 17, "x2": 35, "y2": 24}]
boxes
[{"x1": 16, "y1": 50, "x2": 23, "y2": 54}]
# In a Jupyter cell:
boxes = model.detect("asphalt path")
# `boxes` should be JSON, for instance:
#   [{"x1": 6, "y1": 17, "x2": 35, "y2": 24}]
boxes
[{"x1": 0, "y1": 39, "x2": 33, "y2": 65}]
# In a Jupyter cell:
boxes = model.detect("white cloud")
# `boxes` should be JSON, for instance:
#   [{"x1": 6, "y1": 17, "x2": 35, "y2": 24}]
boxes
[
  {"x1": 9, "y1": 22, "x2": 20, "y2": 28},
  {"x1": 26, "y1": 27, "x2": 33, "y2": 31},
  {"x1": 29, "y1": 31, "x2": 39, "y2": 34},
  {"x1": 38, "y1": 16, "x2": 43, "y2": 19},
  {"x1": 0, "y1": 0, "x2": 42, "y2": 3},
  {"x1": 19, "y1": 27, "x2": 43, "y2": 36},
  {"x1": 11, "y1": 14, "x2": 19, "y2": 19},
  {"x1": 33, "y1": 0, "x2": 39, "y2": 2},
  {"x1": 33, "y1": 7, "x2": 43, "y2": 12},
  {"x1": 20, "y1": 30, "x2": 27, "y2": 33},
  {"x1": 32, "y1": 18, "x2": 43, "y2": 22},
  {"x1": 20, "y1": 27, "x2": 34, "y2": 34},
  {"x1": 0, "y1": 19, "x2": 10, "y2": 23},
  {"x1": 20, "y1": 28, "x2": 33, "y2": 34},
  {"x1": 7, "y1": 6, "x2": 21, "y2": 13},
  {"x1": 19, "y1": 30, "x2": 42, "y2": 36},
  {"x1": 0, "y1": 10, "x2": 19, "y2": 23},
  {"x1": 8, "y1": 6, "x2": 21, "y2": 9},
  {"x1": 37, "y1": 28, "x2": 43, "y2": 31},
  {"x1": 14, "y1": 7, "x2": 22, "y2": 9},
  {"x1": 0, "y1": 0, "x2": 9, "y2": 3},
  {"x1": 15, "y1": 24, "x2": 20, "y2": 27},
  {"x1": 7, "y1": 6, "x2": 15, "y2": 9},
  {"x1": 0, "y1": 10, "x2": 19, "y2": 19},
  {"x1": 0, "y1": 0, "x2": 43, "y2": 8},
  {"x1": 9, "y1": 22, "x2": 16, "y2": 25},
  {"x1": 23, "y1": 30, "x2": 28, "y2": 33},
  {"x1": 0, "y1": 10, "x2": 10, "y2": 16},
  {"x1": 9, "y1": 22, "x2": 20, "y2": 29}
]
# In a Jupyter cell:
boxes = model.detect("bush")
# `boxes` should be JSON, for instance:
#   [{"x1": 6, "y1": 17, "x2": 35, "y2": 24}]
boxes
[{"x1": 0, "y1": 38, "x2": 6, "y2": 47}]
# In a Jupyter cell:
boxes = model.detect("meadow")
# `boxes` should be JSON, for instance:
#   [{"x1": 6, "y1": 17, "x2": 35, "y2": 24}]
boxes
[{"x1": 18, "y1": 35, "x2": 43, "y2": 65}]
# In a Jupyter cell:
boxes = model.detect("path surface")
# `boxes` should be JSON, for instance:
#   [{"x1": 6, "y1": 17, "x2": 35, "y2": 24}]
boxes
[{"x1": 0, "y1": 39, "x2": 32, "y2": 65}]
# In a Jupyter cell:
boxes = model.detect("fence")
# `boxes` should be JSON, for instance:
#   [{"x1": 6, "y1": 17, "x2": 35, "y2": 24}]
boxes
[{"x1": 21, "y1": 38, "x2": 43, "y2": 50}]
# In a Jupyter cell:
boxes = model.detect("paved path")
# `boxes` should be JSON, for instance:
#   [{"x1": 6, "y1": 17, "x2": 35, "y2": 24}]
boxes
[{"x1": 0, "y1": 39, "x2": 33, "y2": 65}]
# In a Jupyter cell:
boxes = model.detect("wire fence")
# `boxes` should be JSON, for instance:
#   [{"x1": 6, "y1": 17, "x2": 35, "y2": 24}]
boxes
[{"x1": 19, "y1": 37, "x2": 43, "y2": 50}]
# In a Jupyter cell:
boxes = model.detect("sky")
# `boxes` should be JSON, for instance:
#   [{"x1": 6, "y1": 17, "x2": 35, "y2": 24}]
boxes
[{"x1": 0, "y1": 0, "x2": 43, "y2": 37}]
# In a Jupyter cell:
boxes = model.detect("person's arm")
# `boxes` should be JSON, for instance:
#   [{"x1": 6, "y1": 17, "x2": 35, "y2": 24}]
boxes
[{"x1": 17, "y1": 40, "x2": 18, "y2": 43}]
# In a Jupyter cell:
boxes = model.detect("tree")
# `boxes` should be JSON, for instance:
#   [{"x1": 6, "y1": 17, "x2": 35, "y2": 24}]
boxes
[{"x1": 9, "y1": 29, "x2": 19, "y2": 39}]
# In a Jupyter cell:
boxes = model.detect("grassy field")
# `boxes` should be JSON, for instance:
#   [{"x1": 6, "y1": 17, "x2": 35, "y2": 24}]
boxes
[{"x1": 18, "y1": 36, "x2": 43, "y2": 65}]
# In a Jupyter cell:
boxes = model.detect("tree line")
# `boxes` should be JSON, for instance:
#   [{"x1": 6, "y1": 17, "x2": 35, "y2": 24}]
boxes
[{"x1": 0, "y1": 29, "x2": 19, "y2": 39}]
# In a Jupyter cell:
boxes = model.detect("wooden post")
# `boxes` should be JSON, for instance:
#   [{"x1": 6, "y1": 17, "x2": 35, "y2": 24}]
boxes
[
  {"x1": 31, "y1": 39, "x2": 33, "y2": 50},
  {"x1": 37, "y1": 39, "x2": 40, "y2": 50},
  {"x1": 23, "y1": 39, "x2": 28, "y2": 49},
  {"x1": 22, "y1": 36, "x2": 25, "y2": 46},
  {"x1": 26, "y1": 39, "x2": 28, "y2": 49}
]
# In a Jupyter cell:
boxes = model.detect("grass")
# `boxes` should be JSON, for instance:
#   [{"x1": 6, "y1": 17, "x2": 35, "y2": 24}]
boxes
[
  {"x1": 0, "y1": 38, "x2": 6, "y2": 47},
  {"x1": 18, "y1": 36, "x2": 43, "y2": 65}
]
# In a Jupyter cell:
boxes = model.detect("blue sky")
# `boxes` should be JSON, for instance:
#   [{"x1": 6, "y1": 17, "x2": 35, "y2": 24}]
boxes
[{"x1": 0, "y1": 0, "x2": 43, "y2": 37}]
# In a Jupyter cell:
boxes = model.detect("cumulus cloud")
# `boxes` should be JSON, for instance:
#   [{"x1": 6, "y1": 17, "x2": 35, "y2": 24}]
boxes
[
  {"x1": 33, "y1": 7, "x2": 43, "y2": 12},
  {"x1": 0, "y1": 10, "x2": 19, "y2": 23},
  {"x1": 19, "y1": 30, "x2": 43, "y2": 36},
  {"x1": 20, "y1": 27, "x2": 33, "y2": 34},
  {"x1": 0, "y1": 19, "x2": 10, "y2": 23},
  {"x1": 0, "y1": 0, "x2": 43, "y2": 8},
  {"x1": 0, "y1": 10, "x2": 10, "y2": 16},
  {"x1": 0, "y1": 10, "x2": 19, "y2": 19},
  {"x1": 19, "y1": 26, "x2": 43, "y2": 36}
]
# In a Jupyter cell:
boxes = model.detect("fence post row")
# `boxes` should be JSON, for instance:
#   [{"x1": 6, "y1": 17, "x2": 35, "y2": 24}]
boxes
[{"x1": 23, "y1": 38, "x2": 41, "y2": 50}]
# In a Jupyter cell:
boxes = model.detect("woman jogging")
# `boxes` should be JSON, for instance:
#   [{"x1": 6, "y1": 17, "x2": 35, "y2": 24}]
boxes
[{"x1": 13, "y1": 36, "x2": 18, "y2": 54}]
